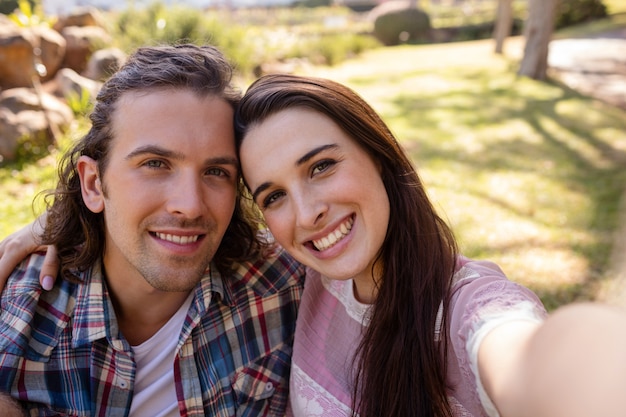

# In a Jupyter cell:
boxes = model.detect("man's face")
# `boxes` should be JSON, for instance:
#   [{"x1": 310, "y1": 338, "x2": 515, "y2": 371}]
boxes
[{"x1": 83, "y1": 89, "x2": 238, "y2": 294}]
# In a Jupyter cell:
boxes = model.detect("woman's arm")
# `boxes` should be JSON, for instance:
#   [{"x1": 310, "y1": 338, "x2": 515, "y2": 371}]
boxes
[
  {"x1": 0, "y1": 216, "x2": 58, "y2": 291},
  {"x1": 479, "y1": 302, "x2": 626, "y2": 417}
]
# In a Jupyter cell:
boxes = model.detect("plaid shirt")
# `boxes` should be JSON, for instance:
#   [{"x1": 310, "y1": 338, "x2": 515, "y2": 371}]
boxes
[{"x1": 0, "y1": 247, "x2": 304, "y2": 417}]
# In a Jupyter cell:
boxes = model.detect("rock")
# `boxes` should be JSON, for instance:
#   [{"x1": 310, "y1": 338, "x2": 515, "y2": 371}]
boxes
[
  {"x1": 54, "y1": 67, "x2": 102, "y2": 102},
  {"x1": 53, "y1": 7, "x2": 107, "y2": 31},
  {"x1": 0, "y1": 21, "x2": 38, "y2": 89},
  {"x1": 0, "y1": 88, "x2": 74, "y2": 162},
  {"x1": 29, "y1": 26, "x2": 67, "y2": 82},
  {"x1": 0, "y1": 21, "x2": 66, "y2": 89},
  {"x1": 60, "y1": 25, "x2": 112, "y2": 74},
  {"x1": 83, "y1": 47, "x2": 126, "y2": 81}
]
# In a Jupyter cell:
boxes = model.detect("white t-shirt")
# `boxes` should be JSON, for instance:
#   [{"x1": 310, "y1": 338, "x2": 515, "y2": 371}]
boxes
[{"x1": 129, "y1": 293, "x2": 194, "y2": 417}]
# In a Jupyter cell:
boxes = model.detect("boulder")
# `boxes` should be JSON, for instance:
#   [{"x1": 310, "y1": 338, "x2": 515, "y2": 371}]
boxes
[
  {"x1": 29, "y1": 26, "x2": 67, "y2": 82},
  {"x1": 53, "y1": 7, "x2": 107, "y2": 31},
  {"x1": 0, "y1": 21, "x2": 66, "y2": 89},
  {"x1": 61, "y1": 25, "x2": 112, "y2": 74},
  {"x1": 54, "y1": 67, "x2": 102, "y2": 102},
  {"x1": 83, "y1": 47, "x2": 126, "y2": 81},
  {"x1": 0, "y1": 21, "x2": 38, "y2": 89},
  {"x1": 0, "y1": 88, "x2": 74, "y2": 162}
]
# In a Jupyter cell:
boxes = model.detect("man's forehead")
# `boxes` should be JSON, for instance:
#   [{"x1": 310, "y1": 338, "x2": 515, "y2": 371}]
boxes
[{"x1": 107, "y1": 89, "x2": 237, "y2": 161}]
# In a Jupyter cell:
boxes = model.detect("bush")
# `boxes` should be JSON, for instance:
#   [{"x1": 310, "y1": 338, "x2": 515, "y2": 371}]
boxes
[
  {"x1": 555, "y1": 0, "x2": 608, "y2": 29},
  {"x1": 285, "y1": 33, "x2": 380, "y2": 66},
  {"x1": 373, "y1": 7, "x2": 431, "y2": 46},
  {"x1": 112, "y1": 3, "x2": 257, "y2": 76}
]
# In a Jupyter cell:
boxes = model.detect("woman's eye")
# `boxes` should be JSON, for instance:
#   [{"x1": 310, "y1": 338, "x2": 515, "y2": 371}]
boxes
[
  {"x1": 262, "y1": 191, "x2": 284, "y2": 209},
  {"x1": 312, "y1": 160, "x2": 335, "y2": 175}
]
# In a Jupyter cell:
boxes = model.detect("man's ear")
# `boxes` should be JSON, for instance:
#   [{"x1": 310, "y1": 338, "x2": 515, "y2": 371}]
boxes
[{"x1": 77, "y1": 155, "x2": 104, "y2": 213}]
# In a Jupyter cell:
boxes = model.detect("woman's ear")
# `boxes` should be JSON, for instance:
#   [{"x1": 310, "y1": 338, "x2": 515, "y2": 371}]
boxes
[{"x1": 77, "y1": 155, "x2": 104, "y2": 213}]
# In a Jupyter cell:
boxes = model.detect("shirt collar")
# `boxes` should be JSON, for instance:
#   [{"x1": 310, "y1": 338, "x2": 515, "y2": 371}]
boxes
[{"x1": 71, "y1": 260, "x2": 233, "y2": 348}]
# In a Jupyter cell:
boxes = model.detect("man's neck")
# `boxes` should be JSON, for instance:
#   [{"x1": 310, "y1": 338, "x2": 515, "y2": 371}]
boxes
[{"x1": 107, "y1": 281, "x2": 193, "y2": 346}]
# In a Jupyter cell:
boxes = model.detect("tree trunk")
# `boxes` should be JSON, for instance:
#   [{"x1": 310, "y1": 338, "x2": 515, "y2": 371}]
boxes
[
  {"x1": 518, "y1": 0, "x2": 559, "y2": 80},
  {"x1": 493, "y1": 0, "x2": 513, "y2": 54}
]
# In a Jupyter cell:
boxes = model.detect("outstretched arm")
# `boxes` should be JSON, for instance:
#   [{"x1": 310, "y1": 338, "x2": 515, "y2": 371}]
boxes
[
  {"x1": 0, "y1": 215, "x2": 58, "y2": 291},
  {"x1": 480, "y1": 302, "x2": 626, "y2": 417}
]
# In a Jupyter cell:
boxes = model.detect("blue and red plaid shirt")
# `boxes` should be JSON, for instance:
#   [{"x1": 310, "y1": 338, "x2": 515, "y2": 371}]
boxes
[{"x1": 0, "y1": 246, "x2": 304, "y2": 417}]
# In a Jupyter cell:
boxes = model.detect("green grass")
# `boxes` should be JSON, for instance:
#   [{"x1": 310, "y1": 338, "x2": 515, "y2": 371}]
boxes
[{"x1": 1, "y1": 17, "x2": 625, "y2": 310}]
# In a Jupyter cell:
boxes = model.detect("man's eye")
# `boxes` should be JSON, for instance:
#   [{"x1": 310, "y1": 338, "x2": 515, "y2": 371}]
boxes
[
  {"x1": 144, "y1": 160, "x2": 165, "y2": 169},
  {"x1": 206, "y1": 168, "x2": 229, "y2": 177}
]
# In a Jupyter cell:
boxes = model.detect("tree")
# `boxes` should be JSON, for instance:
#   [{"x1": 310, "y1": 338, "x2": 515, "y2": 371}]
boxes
[
  {"x1": 518, "y1": 0, "x2": 560, "y2": 80},
  {"x1": 493, "y1": 0, "x2": 513, "y2": 54}
]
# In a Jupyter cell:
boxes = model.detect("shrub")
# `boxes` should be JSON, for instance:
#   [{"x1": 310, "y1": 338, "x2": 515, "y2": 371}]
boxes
[
  {"x1": 286, "y1": 33, "x2": 380, "y2": 66},
  {"x1": 555, "y1": 0, "x2": 608, "y2": 29},
  {"x1": 373, "y1": 7, "x2": 431, "y2": 46},
  {"x1": 112, "y1": 3, "x2": 257, "y2": 77}
]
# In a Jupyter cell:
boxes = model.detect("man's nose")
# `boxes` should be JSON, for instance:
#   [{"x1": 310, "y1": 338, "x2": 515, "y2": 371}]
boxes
[{"x1": 166, "y1": 172, "x2": 206, "y2": 219}]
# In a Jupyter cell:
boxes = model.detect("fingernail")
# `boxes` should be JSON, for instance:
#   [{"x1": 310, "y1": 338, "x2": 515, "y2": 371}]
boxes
[{"x1": 42, "y1": 276, "x2": 54, "y2": 291}]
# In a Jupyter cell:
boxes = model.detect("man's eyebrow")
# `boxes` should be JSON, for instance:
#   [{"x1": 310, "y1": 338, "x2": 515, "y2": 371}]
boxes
[
  {"x1": 251, "y1": 143, "x2": 339, "y2": 202},
  {"x1": 125, "y1": 145, "x2": 183, "y2": 161},
  {"x1": 125, "y1": 145, "x2": 238, "y2": 167}
]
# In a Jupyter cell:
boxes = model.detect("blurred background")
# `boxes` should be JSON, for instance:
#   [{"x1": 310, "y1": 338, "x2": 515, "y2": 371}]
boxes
[{"x1": 1, "y1": 0, "x2": 625, "y2": 309}]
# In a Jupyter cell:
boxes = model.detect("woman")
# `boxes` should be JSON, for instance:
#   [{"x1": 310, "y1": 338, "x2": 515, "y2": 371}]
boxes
[
  {"x1": 233, "y1": 74, "x2": 626, "y2": 417},
  {"x1": 2, "y1": 74, "x2": 626, "y2": 417}
]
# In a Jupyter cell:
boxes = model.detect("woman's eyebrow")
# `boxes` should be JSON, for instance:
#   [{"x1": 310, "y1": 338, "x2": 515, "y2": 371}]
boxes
[{"x1": 296, "y1": 144, "x2": 338, "y2": 166}]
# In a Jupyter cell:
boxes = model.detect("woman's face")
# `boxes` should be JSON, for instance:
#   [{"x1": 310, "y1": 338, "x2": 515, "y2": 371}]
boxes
[{"x1": 240, "y1": 107, "x2": 390, "y2": 302}]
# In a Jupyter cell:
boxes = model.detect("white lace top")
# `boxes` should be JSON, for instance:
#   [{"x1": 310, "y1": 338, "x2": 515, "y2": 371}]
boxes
[{"x1": 286, "y1": 257, "x2": 547, "y2": 416}]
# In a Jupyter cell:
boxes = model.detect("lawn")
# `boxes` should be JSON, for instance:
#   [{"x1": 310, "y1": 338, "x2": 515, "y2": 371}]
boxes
[{"x1": 1, "y1": 25, "x2": 625, "y2": 310}]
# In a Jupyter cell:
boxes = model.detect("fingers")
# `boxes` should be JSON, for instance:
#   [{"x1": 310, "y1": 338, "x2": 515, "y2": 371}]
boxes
[
  {"x1": 0, "y1": 235, "x2": 32, "y2": 293},
  {"x1": 0, "y1": 215, "x2": 52, "y2": 292},
  {"x1": 40, "y1": 245, "x2": 60, "y2": 291},
  {"x1": 0, "y1": 227, "x2": 47, "y2": 292}
]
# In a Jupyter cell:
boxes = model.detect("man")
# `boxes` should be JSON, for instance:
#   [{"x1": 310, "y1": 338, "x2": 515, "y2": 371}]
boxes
[{"x1": 0, "y1": 44, "x2": 303, "y2": 416}]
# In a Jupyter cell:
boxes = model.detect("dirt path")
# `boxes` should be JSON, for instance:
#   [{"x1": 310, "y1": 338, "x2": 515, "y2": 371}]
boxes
[
  {"x1": 548, "y1": 30, "x2": 626, "y2": 306},
  {"x1": 548, "y1": 29, "x2": 626, "y2": 110}
]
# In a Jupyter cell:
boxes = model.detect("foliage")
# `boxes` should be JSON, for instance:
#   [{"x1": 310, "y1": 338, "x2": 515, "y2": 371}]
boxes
[
  {"x1": 285, "y1": 33, "x2": 380, "y2": 66},
  {"x1": 424, "y1": 0, "x2": 527, "y2": 29},
  {"x1": 108, "y1": 3, "x2": 380, "y2": 77},
  {"x1": 65, "y1": 87, "x2": 95, "y2": 117},
  {"x1": 0, "y1": 0, "x2": 32, "y2": 16},
  {"x1": 6, "y1": 0, "x2": 50, "y2": 27},
  {"x1": 373, "y1": 7, "x2": 432, "y2": 46},
  {"x1": 555, "y1": 0, "x2": 608, "y2": 29}
]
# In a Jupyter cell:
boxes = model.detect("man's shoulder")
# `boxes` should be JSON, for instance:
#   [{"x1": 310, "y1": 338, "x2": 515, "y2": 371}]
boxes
[
  {"x1": 3, "y1": 251, "x2": 50, "y2": 298},
  {"x1": 227, "y1": 245, "x2": 305, "y2": 297},
  {"x1": 1, "y1": 253, "x2": 79, "y2": 357}
]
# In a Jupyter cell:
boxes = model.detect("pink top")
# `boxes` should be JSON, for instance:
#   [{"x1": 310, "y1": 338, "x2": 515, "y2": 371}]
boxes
[{"x1": 287, "y1": 257, "x2": 547, "y2": 416}]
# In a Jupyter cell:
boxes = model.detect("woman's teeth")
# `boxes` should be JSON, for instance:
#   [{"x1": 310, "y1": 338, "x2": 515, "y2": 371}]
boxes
[
  {"x1": 156, "y1": 233, "x2": 200, "y2": 244},
  {"x1": 312, "y1": 218, "x2": 353, "y2": 251}
]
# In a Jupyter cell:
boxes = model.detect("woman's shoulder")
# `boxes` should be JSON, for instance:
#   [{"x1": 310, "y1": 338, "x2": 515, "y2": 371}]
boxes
[{"x1": 447, "y1": 255, "x2": 548, "y2": 352}]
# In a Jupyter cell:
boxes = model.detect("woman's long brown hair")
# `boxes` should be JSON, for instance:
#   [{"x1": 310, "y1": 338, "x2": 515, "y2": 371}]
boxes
[{"x1": 235, "y1": 74, "x2": 458, "y2": 417}]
